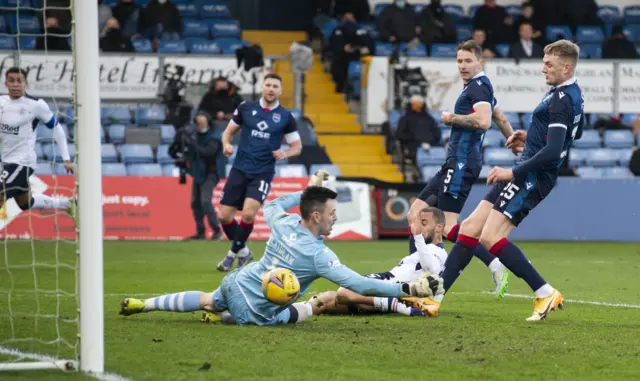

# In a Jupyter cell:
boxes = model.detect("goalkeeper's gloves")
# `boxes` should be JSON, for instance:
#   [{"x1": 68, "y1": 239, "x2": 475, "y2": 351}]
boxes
[
  {"x1": 401, "y1": 272, "x2": 444, "y2": 298},
  {"x1": 308, "y1": 169, "x2": 330, "y2": 187}
]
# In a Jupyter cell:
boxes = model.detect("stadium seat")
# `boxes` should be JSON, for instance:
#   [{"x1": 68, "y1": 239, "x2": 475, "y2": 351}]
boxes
[
  {"x1": 495, "y1": 44, "x2": 510, "y2": 58},
  {"x1": 573, "y1": 130, "x2": 601, "y2": 148},
  {"x1": 162, "y1": 164, "x2": 177, "y2": 177},
  {"x1": 621, "y1": 113, "x2": 636, "y2": 126},
  {"x1": 157, "y1": 124, "x2": 175, "y2": 144},
  {"x1": 275, "y1": 164, "x2": 308, "y2": 178},
  {"x1": 417, "y1": 147, "x2": 446, "y2": 167},
  {"x1": 623, "y1": 24, "x2": 640, "y2": 42},
  {"x1": 157, "y1": 40, "x2": 187, "y2": 54},
  {"x1": 210, "y1": 20, "x2": 241, "y2": 39},
  {"x1": 348, "y1": 61, "x2": 361, "y2": 81},
  {"x1": 187, "y1": 38, "x2": 220, "y2": 54},
  {"x1": 603, "y1": 167, "x2": 635, "y2": 179},
  {"x1": 173, "y1": 0, "x2": 198, "y2": 17},
  {"x1": 597, "y1": 6, "x2": 621, "y2": 23},
  {"x1": 579, "y1": 44, "x2": 602, "y2": 59},
  {"x1": 101, "y1": 107, "x2": 131, "y2": 125},
  {"x1": 102, "y1": 163, "x2": 127, "y2": 176},
  {"x1": 545, "y1": 25, "x2": 572, "y2": 42},
  {"x1": 201, "y1": 2, "x2": 231, "y2": 19},
  {"x1": 2, "y1": 0, "x2": 31, "y2": 7},
  {"x1": 216, "y1": 38, "x2": 246, "y2": 55},
  {"x1": 442, "y1": 4, "x2": 466, "y2": 22},
  {"x1": 456, "y1": 25, "x2": 472, "y2": 41},
  {"x1": 623, "y1": 6, "x2": 640, "y2": 24},
  {"x1": 374, "y1": 42, "x2": 394, "y2": 56},
  {"x1": 6, "y1": 14, "x2": 40, "y2": 34},
  {"x1": 576, "y1": 167, "x2": 604, "y2": 179},
  {"x1": 182, "y1": 19, "x2": 210, "y2": 38},
  {"x1": 504, "y1": 112, "x2": 521, "y2": 129},
  {"x1": 108, "y1": 124, "x2": 126, "y2": 144},
  {"x1": 52, "y1": 163, "x2": 71, "y2": 176},
  {"x1": 297, "y1": 120, "x2": 317, "y2": 146},
  {"x1": 35, "y1": 163, "x2": 53, "y2": 175},
  {"x1": 18, "y1": 35, "x2": 35, "y2": 50},
  {"x1": 374, "y1": 3, "x2": 390, "y2": 16},
  {"x1": 505, "y1": 5, "x2": 520, "y2": 19},
  {"x1": 101, "y1": 143, "x2": 119, "y2": 163},
  {"x1": 389, "y1": 109, "x2": 402, "y2": 131},
  {"x1": 310, "y1": 164, "x2": 341, "y2": 177},
  {"x1": 617, "y1": 148, "x2": 634, "y2": 166},
  {"x1": 0, "y1": 15, "x2": 5, "y2": 33},
  {"x1": 132, "y1": 39, "x2": 153, "y2": 53},
  {"x1": 120, "y1": 144, "x2": 154, "y2": 164},
  {"x1": 0, "y1": 36, "x2": 14, "y2": 49},
  {"x1": 484, "y1": 148, "x2": 517, "y2": 166},
  {"x1": 134, "y1": 0, "x2": 149, "y2": 5},
  {"x1": 358, "y1": 22, "x2": 378, "y2": 40},
  {"x1": 430, "y1": 44, "x2": 457, "y2": 57},
  {"x1": 127, "y1": 163, "x2": 163, "y2": 176},
  {"x1": 568, "y1": 148, "x2": 588, "y2": 167},
  {"x1": 440, "y1": 127, "x2": 451, "y2": 142},
  {"x1": 36, "y1": 124, "x2": 54, "y2": 142},
  {"x1": 43, "y1": 143, "x2": 76, "y2": 161},
  {"x1": 586, "y1": 148, "x2": 618, "y2": 167},
  {"x1": 576, "y1": 26, "x2": 605, "y2": 43},
  {"x1": 604, "y1": 130, "x2": 635, "y2": 149},
  {"x1": 468, "y1": 4, "x2": 481, "y2": 18},
  {"x1": 35, "y1": 143, "x2": 44, "y2": 161},
  {"x1": 482, "y1": 129, "x2": 505, "y2": 148},
  {"x1": 135, "y1": 106, "x2": 166, "y2": 124},
  {"x1": 479, "y1": 165, "x2": 491, "y2": 179},
  {"x1": 421, "y1": 166, "x2": 441, "y2": 182},
  {"x1": 156, "y1": 144, "x2": 174, "y2": 164},
  {"x1": 403, "y1": 42, "x2": 427, "y2": 57}
]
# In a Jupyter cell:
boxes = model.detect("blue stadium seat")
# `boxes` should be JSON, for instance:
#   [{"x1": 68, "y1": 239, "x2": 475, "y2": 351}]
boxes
[
  {"x1": 546, "y1": 25, "x2": 572, "y2": 42},
  {"x1": 35, "y1": 163, "x2": 53, "y2": 175},
  {"x1": 52, "y1": 163, "x2": 71, "y2": 176},
  {"x1": 127, "y1": 163, "x2": 163, "y2": 176},
  {"x1": 442, "y1": 4, "x2": 466, "y2": 22},
  {"x1": 603, "y1": 167, "x2": 635, "y2": 179},
  {"x1": 374, "y1": 42, "x2": 394, "y2": 56},
  {"x1": 402, "y1": 42, "x2": 427, "y2": 57},
  {"x1": 156, "y1": 144, "x2": 174, "y2": 164},
  {"x1": 417, "y1": 147, "x2": 446, "y2": 167},
  {"x1": 187, "y1": 38, "x2": 220, "y2": 54},
  {"x1": 182, "y1": 19, "x2": 210, "y2": 38},
  {"x1": 102, "y1": 163, "x2": 127, "y2": 176},
  {"x1": 374, "y1": 3, "x2": 390, "y2": 16},
  {"x1": 440, "y1": 127, "x2": 451, "y2": 142},
  {"x1": 468, "y1": 4, "x2": 481, "y2": 18},
  {"x1": 102, "y1": 0, "x2": 118, "y2": 5},
  {"x1": 6, "y1": 14, "x2": 40, "y2": 34},
  {"x1": 623, "y1": 6, "x2": 640, "y2": 24},
  {"x1": 2, "y1": 0, "x2": 31, "y2": 6},
  {"x1": 357, "y1": 22, "x2": 378, "y2": 40},
  {"x1": 36, "y1": 124, "x2": 54, "y2": 142},
  {"x1": 573, "y1": 130, "x2": 601, "y2": 148},
  {"x1": 421, "y1": 166, "x2": 441, "y2": 182},
  {"x1": 348, "y1": 61, "x2": 361, "y2": 81},
  {"x1": 201, "y1": 2, "x2": 231, "y2": 19},
  {"x1": 108, "y1": 124, "x2": 126, "y2": 144},
  {"x1": 156, "y1": 124, "x2": 175, "y2": 144},
  {"x1": 120, "y1": 144, "x2": 154, "y2": 164},
  {"x1": 173, "y1": 0, "x2": 198, "y2": 17},
  {"x1": 275, "y1": 164, "x2": 308, "y2": 178},
  {"x1": 479, "y1": 165, "x2": 491, "y2": 179},
  {"x1": 158, "y1": 40, "x2": 187, "y2": 54},
  {"x1": 482, "y1": 129, "x2": 505, "y2": 148},
  {"x1": 101, "y1": 107, "x2": 131, "y2": 125},
  {"x1": 0, "y1": 36, "x2": 14, "y2": 49},
  {"x1": 484, "y1": 148, "x2": 517, "y2": 166},
  {"x1": 504, "y1": 112, "x2": 521, "y2": 129},
  {"x1": 586, "y1": 148, "x2": 618, "y2": 167},
  {"x1": 597, "y1": 6, "x2": 621, "y2": 23},
  {"x1": 568, "y1": 148, "x2": 588, "y2": 167},
  {"x1": 576, "y1": 26, "x2": 605, "y2": 43},
  {"x1": 18, "y1": 36, "x2": 35, "y2": 50},
  {"x1": 162, "y1": 164, "x2": 177, "y2": 177},
  {"x1": 389, "y1": 109, "x2": 402, "y2": 131},
  {"x1": 604, "y1": 130, "x2": 635, "y2": 148},
  {"x1": 135, "y1": 106, "x2": 166, "y2": 124},
  {"x1": 310, "y1": 164, "x2": 341, "y2": 177},
  {"x1": 430, "y1": 44, "x2": 457, "y2": 57},
  {"x1": 321, "y1": 19, "x2": 339, "y2": 42},
  {"x1": 43, "y1": 143, "x2": 76, "y2": 161},
  {"x1": 623, "y1": 24, "x2": 640, "y2": 42},
  {"x1": 210, "y1": 20, "x2": 241, "y2": 39},
  {"x1": 216, "y1": 38, "x2": 246, "y2": 55},
  {"x1": 576, "y1": 167, "x2": 604, "y2": 179},
  {"x1": 35, "y1": 143, "x2": 44, "y2": 161},
  {"x1": 505, "y1": 5, "x2": 520, "y2": 19},
  {"x1": 0, "y1": 15, "x2": 5, "y2": 33},
  {"x1": 495, "y1": 44, "x2": 510, "y2": 58},
  {"x1": 617, "y1": 148, "x2": 634, "y2": 166},
  {"x1": 132, "y1": 39, "x2": 153, "y2": 53},
  {"x1": 134, "y1": 0, "x2": 149, "y2": 6},
  {"x1": 456, "y1": 25, "x2": 472, "y2": 41},
  {"x1": 579, "y1": 44, "x2": 602, "y2": 59},
  {"x1": 101, "y1": 143, "x2": 118, "y2": 163},
  {"x1": 621, "y1": 113, "x2": 636, "y2": 126}
]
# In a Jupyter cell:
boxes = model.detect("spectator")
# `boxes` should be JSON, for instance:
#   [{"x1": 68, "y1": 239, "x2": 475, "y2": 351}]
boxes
[
  {"x1": 418, "y1": 0, "x2": 457, "y2": 46},
  {"x1": 512, "y1": 2, "x2": 543, "y2": 43},
  {"x1": 98, "y1": 0, "x2": 113, "y2": 36},
  {"x1": 329, "y1": 12, "x2": 374, "y2": 93},
  {"x1": 100, "y1": 18, "x2": 135, "y2": 52},
  {"x1": 472, "y1": 29, "x2": 500, "y2": 58},
  {"x1": 472, "y1": 0, "x2": 513, "y2": 44},
  {"x1": 395, "y1": 95, "x2": 441, "y2": 159},
  {"x1": 377, "y1": 0, "x2": 421, "y2": 44},
  {"x1": 197, "y1": 78, "x2": 244, "y2": 121},
  {"x1": 508, "y1": 23, "x2": 543, "y2": 59},
  {"x1": 36, "y1": 0, "x2": 71, "y2": 51},
  {"x1": 562, "y1": 0, "x2": 600, "y2": 29},
  {"x1": 140, "y1": 0, "x2": 182, "y2": 43},
  {"x1": 602, "y1": 25, "x2": 640, "y2": 60},
  {"x1": 111, "y1": 0, "x2": 141, "y2": 39}
]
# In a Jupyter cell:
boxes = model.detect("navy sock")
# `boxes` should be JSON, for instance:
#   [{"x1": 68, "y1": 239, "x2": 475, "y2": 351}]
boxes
[
  {"x1": 231, "y1": 220, "x2": 254, "y2": 253},
  {"x1": 474, "y1": 244, "x2": 496, "y2": 267},
  {"x1": 440, "y1": 234, "x2": 478, "y2": 292},
  {"x1": 409, "y1": 234, "x2": 416, "y2": 254},
  {"x1": 222, "y1": 220, "x2": 241, "y2": 252},
  {"x1": 490, "y1": 239, "x2": 546, "y2": 292}
]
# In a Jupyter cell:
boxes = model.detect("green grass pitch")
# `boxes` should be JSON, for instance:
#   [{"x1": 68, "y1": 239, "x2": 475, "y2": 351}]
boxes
[{"x1": 1, "y1": 240, "x2": 640, "y2": 381}]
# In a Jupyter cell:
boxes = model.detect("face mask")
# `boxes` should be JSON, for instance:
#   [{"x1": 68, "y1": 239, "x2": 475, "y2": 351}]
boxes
[
  {"x1": 395, "y1": 1, "x2": 406, "y2": 8},
  {"x1": 216, "y1": 88, "x2": 228, "y2": 95}
]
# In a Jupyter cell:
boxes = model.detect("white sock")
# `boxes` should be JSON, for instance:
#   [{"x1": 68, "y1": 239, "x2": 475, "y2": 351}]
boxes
[
  {"x1": 237, "y1": 246, "x2": 251, "y2": 258},
  {"x1": 433, "y1": 294, "x2": 444, "y2": 303},
  {"x1": 488, "y1": 258, "x2": 503, "y2": 273},
  {"x1": 534, "y1": 284, "x2": 554, "y2": 298},
  {"x1": 31, "y1": 194, "x2": 70, "y2": 210},
  {"x1": 373, "y1": 297, "x2": 390, "y2": 312},
  {"x1": 394, "y1": 301, "x2": 413, "y2": 316},
  {"x1": 143, "y1": 298, "x2": 155, "y2": 312}
]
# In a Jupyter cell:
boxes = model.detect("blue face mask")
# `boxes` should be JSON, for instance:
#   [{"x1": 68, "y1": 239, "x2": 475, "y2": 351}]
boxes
[{"x1": 395, "y1": 1, "x2": 406, "y2": 8}]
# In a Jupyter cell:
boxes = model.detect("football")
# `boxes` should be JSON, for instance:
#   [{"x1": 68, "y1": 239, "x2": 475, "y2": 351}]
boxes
[{"x1": 261, "y1": 268, "x2": 300, "y2": 305}]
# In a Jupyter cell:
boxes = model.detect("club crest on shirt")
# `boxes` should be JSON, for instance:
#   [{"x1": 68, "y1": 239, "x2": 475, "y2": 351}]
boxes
[{"x1": 272, "y1": 113, "x2": 281, "y2": 123}]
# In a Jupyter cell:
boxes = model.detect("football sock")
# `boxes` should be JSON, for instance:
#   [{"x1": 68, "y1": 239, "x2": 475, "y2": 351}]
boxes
[
  {"x1": 488, "y1": 258, "x2": 503, "y2": 273},
  {"x1": 373, "y1": 297, "x2": 415, "y2": 316},
  {"x1": 143, "y1": 291, "x2": 202, "y2": 312},
  {"x1": 221, "y1": 220, "x2": 241, "y2": 254},
  {"x1": 408, "y1": 234, "x2": 416, "y2": 254},
  {"x1": 489, "y1": 239, "x2": 546, "y2": 293},
  {"x1": 31, "y1": 194, "x2": 70, "y2": 210},
  {"x1": 534, "y1": 284, "x2": 554, "y2": 298},
  {"x1": 446, "y1": 224, "x2": 460, "y2": 242},
  {"x1": 441, "y1": 234, "x2": 478, "y2": 292},
  {"x1": 232, "y1": 220, "x2": 254, "y2": 254},
  {"x1": 474, "y1": 244, "x2": 497, "y2": 267}
]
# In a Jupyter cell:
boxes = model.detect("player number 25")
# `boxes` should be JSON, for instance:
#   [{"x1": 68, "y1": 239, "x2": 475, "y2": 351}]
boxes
[{"x1": 500, "y1": 182, "x2": 520, "y2": 201}]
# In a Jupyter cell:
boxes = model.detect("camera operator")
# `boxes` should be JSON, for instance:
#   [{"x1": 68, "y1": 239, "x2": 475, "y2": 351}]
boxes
[
  {"x1": 170, "y1": 111, "x2": 224, "y2": 240},
  {"x1": 328, "y1": 12, "x2": 374, "y2": 93},
  {"x1": 197, "y1": 77, "x2": 244, "y2": 121}
]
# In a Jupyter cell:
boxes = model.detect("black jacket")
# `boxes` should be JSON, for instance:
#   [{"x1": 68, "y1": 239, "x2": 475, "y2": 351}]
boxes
[
  {"x1": 602, "y1": 37, "x2": 640, "y2": 59},
  {"x1": 418, "y1": 5, "x2": 457, "y2": 44},
  {"x1": 508, "y1": 40, "x2": 544, "y2": 59},
  {"x1": 140, "y1": 0, "x2": 182, "y2": 34},
  {"x1": 396, "y1": 107, "x2": 441, "y2": 153},
  {"x1": 197, "y1": 85, "x2": 244, "y2": 118},
  {"x1": 377, "y1": 4, "x2": 418, "y2": 43},
  {"x1": 329, "y1": 22, "x2": 375, "y2": 60},
  {"x1": 100, "y1": 30, "x2": 135, "y2": 52}
]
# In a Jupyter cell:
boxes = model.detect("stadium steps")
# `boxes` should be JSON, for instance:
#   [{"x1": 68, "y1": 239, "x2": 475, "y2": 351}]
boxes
[{"x1": 242, "y1": 31, "x2": 306, "y2": 56}]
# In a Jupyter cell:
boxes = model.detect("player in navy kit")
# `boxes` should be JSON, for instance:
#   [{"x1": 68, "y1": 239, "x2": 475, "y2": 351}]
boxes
[
  {"x1": 407, "y1": 41, "x2": 515, "y2": 298},
  {"x1": 216, "y1": 73, "x2": 302, "y2": 271},
  {"x1": 435, "y1": 40, "x2": 584, "y2": 321}
]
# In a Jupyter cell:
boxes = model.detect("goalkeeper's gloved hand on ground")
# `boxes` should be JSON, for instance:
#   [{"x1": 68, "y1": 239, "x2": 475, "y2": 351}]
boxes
[
  {"x1": 308, "y1": 170, "x2": 330, "y2": 187},
  {"x1": 401, "y1": 272, "x2": 444, "y2": 298}
]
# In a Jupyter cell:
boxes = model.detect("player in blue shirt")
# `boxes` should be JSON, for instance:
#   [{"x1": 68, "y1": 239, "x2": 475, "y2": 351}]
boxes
[
  {"x1": 216, "y1": 73, "x2": 303, "y2": 272},
  {"x1": 407, "y1": 40, "x2": 515, "y2": 298},
  {"x1": 434, "y1": 40, "x2": 584, "y2": 321},
  {"x1": 119, "y1": 171, "x2": 437, "y2": 325}
]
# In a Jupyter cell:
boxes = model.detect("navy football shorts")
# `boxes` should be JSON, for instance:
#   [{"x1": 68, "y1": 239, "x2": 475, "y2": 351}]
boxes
[
  {"x1": 483, "y1": 172, "x2": 552, "y2": 227},
  {"x1": 0, "y1": 163, "x2": 33, "y2": 200},
  {"x1": 220, "y1": 167, "x2": 274, "y2": 210},
  {"x1": 418, "y1": 158, "x2": 481, "y2": 214}
]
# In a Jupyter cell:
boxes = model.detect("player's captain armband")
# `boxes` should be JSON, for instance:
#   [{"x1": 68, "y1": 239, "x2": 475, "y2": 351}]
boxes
[{"x1": 328, "y1": 259, "x2": 343, "y2": 269}]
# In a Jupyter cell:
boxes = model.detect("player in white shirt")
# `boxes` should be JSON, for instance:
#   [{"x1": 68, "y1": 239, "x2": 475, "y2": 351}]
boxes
[
  {"x1": 312, "y1": 207, "x2": 447, "y2": 318},
  {"x1": 0, "y1": 67, "x2": 75, "y2": 218}
]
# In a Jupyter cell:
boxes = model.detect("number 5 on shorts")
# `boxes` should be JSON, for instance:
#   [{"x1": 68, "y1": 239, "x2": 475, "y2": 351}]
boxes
[{"x1": 444, "y1": 169, "x2": 453, "y2": 184}]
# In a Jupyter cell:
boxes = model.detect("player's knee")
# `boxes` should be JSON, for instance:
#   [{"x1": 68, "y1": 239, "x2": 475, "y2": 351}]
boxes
[
  {"x1": 479, "y1": 234, "x2": 498, "y2": 250},
  {"x1": 240, "y1": 211, "x2": 256, "y2": 224},
  {"x1": 217, "y1": 207, "x2": 233, "y2": 224},
  {"x1": 313, "y1": 291, "x2": 337, "y2": 309},
  {"x1": 459, "y1": 218, "x2": 482, "y2": 238},
  {"x1": 335, "y1": 287, "x2": 354, "y2": 304}
]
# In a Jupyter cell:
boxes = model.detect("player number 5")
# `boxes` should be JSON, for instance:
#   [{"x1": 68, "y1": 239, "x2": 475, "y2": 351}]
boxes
[{"x1": 444, "y1": 169, "x2": 454, "y2": 184}]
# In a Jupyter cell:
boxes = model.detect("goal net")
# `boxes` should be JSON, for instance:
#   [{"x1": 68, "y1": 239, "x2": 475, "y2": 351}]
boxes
[{"x1": 0, "y1": 0, "x2": 103, "y2": 374}]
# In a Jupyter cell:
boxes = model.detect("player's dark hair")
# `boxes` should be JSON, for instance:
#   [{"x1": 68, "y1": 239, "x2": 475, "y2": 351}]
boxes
[
  {"x1": 457, "y1": 40, "x2": 482, "y2": 60},
  {"x1": 421, "y1": 207, "x2": 446, "y2": 226},
  {"x1": 300, "y1": 187, "x2": 338, "y2": 220},
  {"x1": 263, "y1": 73, "x2": 282, "y2": 83},
  {"x1": 5, "y1": 67, "x2": 27, "y2": 79}
]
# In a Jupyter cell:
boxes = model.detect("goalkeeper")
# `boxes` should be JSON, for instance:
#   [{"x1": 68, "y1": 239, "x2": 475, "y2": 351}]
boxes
[
  {"x1": 119, "y1": 171, "x2": 441, "y2": 326},
  {"x1": 312, "y1": 207, "x2": 446, "y2": 318}
]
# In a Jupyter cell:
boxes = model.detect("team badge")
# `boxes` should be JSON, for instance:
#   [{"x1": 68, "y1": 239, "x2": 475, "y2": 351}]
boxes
[{"x1": 272, "y1": 113, "x2": 281, "y2": 123}]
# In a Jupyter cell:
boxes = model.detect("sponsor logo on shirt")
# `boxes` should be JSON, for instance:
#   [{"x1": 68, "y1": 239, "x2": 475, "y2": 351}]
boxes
[
  {"x1": 0, "y1": 124, "x2": 19, "y2": 135},
  {"x1": 328, "y1": 259, "x2": 343, "y2": 269}
]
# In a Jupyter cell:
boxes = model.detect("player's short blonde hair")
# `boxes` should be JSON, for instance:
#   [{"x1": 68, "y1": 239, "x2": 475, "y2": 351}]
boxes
[
  {"x1": 456, "y1": 40, "x2": 482, "y2": 60},
  {"x1": 544, "y1": 40, "x2": 580, "y2": 67}
]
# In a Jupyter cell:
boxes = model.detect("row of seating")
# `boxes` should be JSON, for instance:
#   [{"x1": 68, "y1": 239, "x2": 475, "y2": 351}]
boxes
[
  {"x1": 132, "y1": 37, "x2": 246, "y2": 54},
  {"x1": 34, "y1": 124, "x2": 176, "y2": 145},
  {"x1": 421, "y1": 164, "x2": 635, "y2": 181},
  {"x1": 477, "y1": 129, "x2": 637, "y2": 150}
]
